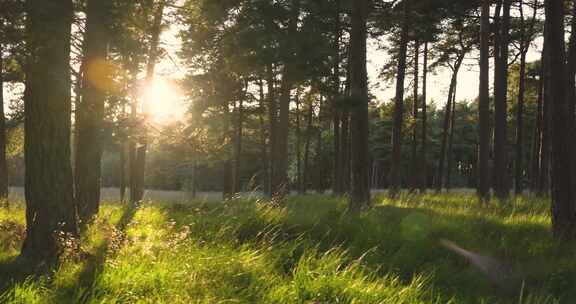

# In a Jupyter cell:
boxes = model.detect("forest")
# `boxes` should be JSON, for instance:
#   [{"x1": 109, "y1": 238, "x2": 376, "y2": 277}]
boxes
[{"x1": 0, "y1": 0, "x2": 576, "y2": 303}]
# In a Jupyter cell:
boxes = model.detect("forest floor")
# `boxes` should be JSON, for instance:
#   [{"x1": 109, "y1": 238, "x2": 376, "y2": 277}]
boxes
[{"x1": 0, "y1": 194, "x2": 574, "y2": 303}]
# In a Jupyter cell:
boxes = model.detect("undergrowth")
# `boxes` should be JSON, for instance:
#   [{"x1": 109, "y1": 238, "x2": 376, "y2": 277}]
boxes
[{"x1": 0, "y1": 193, "x2": 573, "y2": 303}]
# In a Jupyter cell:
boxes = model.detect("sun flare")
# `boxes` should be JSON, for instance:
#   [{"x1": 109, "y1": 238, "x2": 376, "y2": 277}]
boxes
[{"x1": 141, "y1": 78, "x2": 186, "y2": 124}]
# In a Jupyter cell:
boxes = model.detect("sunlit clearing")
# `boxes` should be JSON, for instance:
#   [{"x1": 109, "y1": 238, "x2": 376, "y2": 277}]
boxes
[{"x1": 142, "y1": 78, "x2": 186, "y2": 124}]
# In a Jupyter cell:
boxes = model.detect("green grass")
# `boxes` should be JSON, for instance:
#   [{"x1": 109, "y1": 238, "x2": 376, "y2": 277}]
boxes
[{"x1": 0, "y1": 193, "x2": 573, "y2": 303}]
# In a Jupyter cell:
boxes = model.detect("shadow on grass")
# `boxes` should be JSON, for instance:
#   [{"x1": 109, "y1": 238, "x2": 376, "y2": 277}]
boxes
[
  {"x1": 0, "y1": 203, "x2": 139, "y2": 302},
  {"x1": 159, "y1": 196, "x2": 575, "y2": 303}
]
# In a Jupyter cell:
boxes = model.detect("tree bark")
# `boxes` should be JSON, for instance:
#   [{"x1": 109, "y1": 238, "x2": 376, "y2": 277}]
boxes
[
  {"x1": 75, "y1": 0, "x2": 110, "y2": 224},
  {"x1": 544, "y1": 0, "x2": 576, "y2": 239},
  {"x1": 266, "y1": 64, "x2": 276, "y2": 197},
  {"x1": 420, "y1": 42, "x2": 429, "y2": 193},
  {"x1": 389, "y1": 2, "x2": 409, "y2": 198},
  {"x1": 272, "y1": 0, "x2": 300, "y2": 201},
  {"x1": 332, "y1": 2, "x2": 343, "y2": 196},
  {"x1": 0, "y1": 44, "x2": 8, "y2": 204},
  {"x1": 437, "y1": 56, "x2": 463, "y2": 192},
  {"x1": 493, "y1": 0, "x2": 511, "y2": 200},
  {"x1": 303, "y1": 96, "x2": 313, "y2": 194},
  {"x1": 410, "y1": 41, "x2": 419, "y2": 192},
  {"x1": 295, "y1": 91, "x2": 303, "y2": 194},
  {"x1": 348, "y1": 0, "x2": 370, "y2": 211},
  {"x1": 258, "y1": 77, "x2": 269, "y2": 193},
  {"x1": 446, "y1": 82, "x2": 457, "y2": 191},
  {"x1": 22, "y1": 0, "x2": 78, "y2": 264},
  {"x1": 478, "y1": 0, "x2": 491, "y2": 202},
  {"x1": 515, "y1": 2, "x2": 527, "y2": 195},
  {"x1": 232, "y1": 82, "x2": 245, "y2": 194},
  {"x1": 132, "y1": 0, "x2": 166, "y2": 203}
]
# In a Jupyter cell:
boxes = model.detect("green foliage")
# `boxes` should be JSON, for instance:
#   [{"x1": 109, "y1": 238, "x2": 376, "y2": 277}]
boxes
[{"x1": 0, "y1": 194, "x2": 573, "y2": 303}]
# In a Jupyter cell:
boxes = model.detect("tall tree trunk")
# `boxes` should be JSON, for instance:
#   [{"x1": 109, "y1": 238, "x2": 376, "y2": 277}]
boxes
[
  {"x1": 348, "y1": 0, "x2": 370, "y2": 211},
  {"x1": 341, "y1": 111, "x2": 351, "y2": 192},
  {"x1": 410, "y1": 41, "x2": 419, "y2": 192},
  {"x1": 478, "y1": 0, "x2": 491, "y2": 202},
  {"x1": 315, "y1": 96, "x2": 326, "y2": 193},
  {"x1": 446, "y1": 82, "x2": 457, "y2": 191},
  {"x1": 272, "y1": 0, "x2": 300, "y2": 201},
  {"x1": 332, "y1": 1, "x2": 343, "y2": 196},
  {"x1": 232, "y1": 83, "x2": 245, "y2": 194},
  {"x1": 420, "y1": 42, "x2": 428, "y2": 193},
  {"x1": 545, "y1": 0, "x2": 576, "y2": 239},
  {"x1": 303, "y1": 96, "x2": 313, "y2": 193},
  {"x1": 530, "y1": 60, "x2": 544, "y2": 193},
  {"x1": 436, "y1": 57, "x2": 462, "y2": 192},
  {"x1": 539, "y1": 33, "x2": 551, "y2": 196},
  {"x1": 0, "y1": 44, "x2": 8, "y2": 204},
  {"x1": 493, "y1": 0, "x2": 511, "y2": 200},
  {"x1": 132, "y1": 0, "x2": 166, "y2": 203},
  {"x1": 295, "y1": 91, "x2": 303, "y2": 194},
  {"x1": 389, "y1": 2, "x2": 409, "y2": 198},
  {"x1": 258, "y1": 77, "x2": 269, "y2": 194},
  {"x1": 22, "y1": 0, "x2": 77, "y2": 264},
  {"x1": 75, "y1": 0, "x2": 110, "y2": 224},
  {"x1": 266, "y1": 64, "x2": 276, "y2": 197},
  {"x1": 515, "y1": 42, "x2": 527, "y2": 195}
]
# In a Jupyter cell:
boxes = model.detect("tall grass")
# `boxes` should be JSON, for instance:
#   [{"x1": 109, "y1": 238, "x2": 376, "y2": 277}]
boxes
[{"x1": 0, "y1": 194, "x2": 573, "y2": 303}]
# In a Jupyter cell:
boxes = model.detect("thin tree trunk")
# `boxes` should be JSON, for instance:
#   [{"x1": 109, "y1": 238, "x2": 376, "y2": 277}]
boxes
[
  {"x1": 437, "y1": 57, "x2": 462, "y2": 192},
  {"x1": 0, "y1": 44, "x2": 8, "y2": 204},
  {"x1": 272, "y1": 0, "x2": 300, "y2": 201},
  {"x1": 348, "y1": 0, "x2": 370, "y2": 211},
  {"x1": 132, "y1": 0, "x2": 166, "y2": 204},
  {"x1": 410, "y1": 40, "x2": 419, "y2": 192},
  {"x1": 539, "y1": 33, "x2": 551, "y2": 196},
  {"x1": 22, "y1": 0, "x2": 77, "y2": 264},
  {"x1": 258, "y1": 77, "x2": 269, "y2": 193},
  {"x1": 332, "y1": 1, "x2": 342, "y2": 196},
  {"x1": 295, "y1": 91, "x2": 303, "y2": 194},
  {"x1": 389, "y1": 2, "x2": 409, "y2": 198},
  {"x1": 75, "y1": 0, "x2": 110, "y2": 224},
  {"x1": 303, "y1": 96, "x2": 313, "y2": 193},
  {"x1": 478, "y1": 0, "x2": 491, "y2": 202},
  {"x1": 420, "y1": 42, "x2": 429, "y2": 193},
  {"x1": 493, "y1": 0, "x2": 511, "y2": 200},
  {"x1": 545, "y1": 0, "x2": 576, "y2": 239},
  {"x1": 515, "y1": 48, "x2": 527, "y2": 196},
  {"x1": 446, "y1": 82, "x2": 457, "y2": 191},
  {"x1": 232, "y1": 82, "x2": 245, "y2": 194},
  {"x1": 266, "y1": 64, "x2": 276, "y2": 197}
]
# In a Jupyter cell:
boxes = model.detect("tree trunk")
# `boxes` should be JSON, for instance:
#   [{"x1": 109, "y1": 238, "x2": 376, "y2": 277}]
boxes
[
  {"x1": 515, "y1": 49, "x2": 527, "y2": 196},
  {"x1": 478, "y1": 0, "x2": 491, "y2": 202},
  {"x1": 258, "y1": 77, "x2": 269, "y2": 194},
  {"x1": 332, "y1": 2, "x2": 343, "y2": 196},
  {"x1": 544, "y1": 0, "x2": 576, "y2": 239},
  {"x1": 22, "y1": 0, "x2": 77, "y2": 264},
  {"x1": 75, "y1": 0, "x2": 110, "y2": 224},
  {"x1": 446, "y1": 82, "x2": 457, "y2": 191},
  {"x1": 530, "y1": 61, "x2": 543, "y2": 193},
  {"x1": 420, "y1": 42, "x2": 429, "y2": 193},
  {"x1": 493, "y1": 0, "x2": 511, "y2": 200},
  {"x1": 410, "y1": 41, "x2": 419, "y2": 192},
  {"x1": 539, "y1": 31, "x2": 551, "y2": 196},
  {"x1": 295, "y1": 92, "x2": 303, "y2": 194},
  {"x1": 303, "y1": 96, "x2": 313, "y2": 193},
  {"x1": 0, "y1": 44, "x2": 8, "y2": 204},
  {"x1": 437, "y1": 57, "x2": 462, "y2": 192},
  {"x1": 132, "y1": 0, "x2": 166, "y2": 204},
  {"x1": 348, "y1": 0, "x2": 370, "y2": 211},
  {"x1": 266, "y1": 64, "x2": 276, "y2": 197},
  {"x1": 232, "y1": 83, "x2": 245, "y2": 194},
  {"x1": 272, "y1": 0, "x2": 300, "y2": 201},
  {"x1": 388, "y1": 2, "x2": 409, "y2": 198}
]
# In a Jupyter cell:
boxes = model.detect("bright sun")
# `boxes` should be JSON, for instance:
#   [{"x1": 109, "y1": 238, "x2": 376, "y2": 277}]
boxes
[{"x1": 141, "y1": 78, "x2": 186, "y2": 124}]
